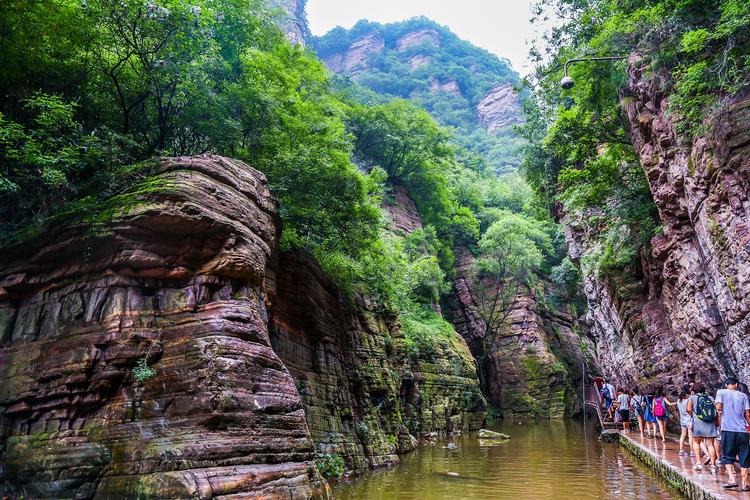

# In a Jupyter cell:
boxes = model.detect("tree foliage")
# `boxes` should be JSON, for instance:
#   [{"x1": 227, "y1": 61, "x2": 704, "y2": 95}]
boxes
[
  {"x1": 0, "y1": 0, "x2": 381, "y2": 265},
  {"x1": 471, "y1": 211, "x2": 552, "y2": 389}
]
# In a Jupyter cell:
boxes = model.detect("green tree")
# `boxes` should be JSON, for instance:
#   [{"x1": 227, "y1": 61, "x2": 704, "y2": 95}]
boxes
[{"x1": 471, "y1": 212, "x2": 551, "y2": 390}]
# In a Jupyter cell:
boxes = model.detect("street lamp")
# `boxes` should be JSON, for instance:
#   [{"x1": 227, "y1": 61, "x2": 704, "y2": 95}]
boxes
[{"x1": 560, "y1": 55, "x2": 628, "y2": 89}]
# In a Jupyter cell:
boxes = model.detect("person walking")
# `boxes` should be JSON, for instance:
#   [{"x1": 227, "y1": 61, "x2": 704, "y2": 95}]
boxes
[
  {"x1": 631, "y1": 388, "x2": 647, "y2": 437},
  {"x1": 716, "y1": 377, "x2": 750, "y2": 491},
  {"x1": 601, "y1": 379, "x2": 616, "y2": 421},
  {"x1": 616, "y1": 388, "x2": 630, "y2": 432},
  {"x1": 687, "y1": 383, "x2": 719, "y2": 471},
  {"x1": 643, "y1": 389, "x2": 657, "y2": 438},
  {"x1": 674, "y1": 390, "x2": 693, "y2": 456},
  {"x1": 652, "y1": 387, "x2": 671, "y2": 443}
]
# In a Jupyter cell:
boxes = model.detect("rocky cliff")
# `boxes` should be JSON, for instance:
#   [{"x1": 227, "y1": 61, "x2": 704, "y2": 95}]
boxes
[
  {"x1": 0, "y1": 155, "x2": 326, "y2": 498},
  {"x1": 270, "y1": 0, "x2": 309, "y2": 46},
  {"x1": 444, "y1": 248, "x2": 589, "y2": 418},
  {"x1": 0, "y1": 155, "x2": 485, "y2": 498},
  {"x1": 566, "y1": 56, "x2": 750, "y2": 390},
  {"x1": 477, "y1": 83, "x2": 524, "y2": 133},
  {"x1": 322, "y1": 32, "x2": 384, "y2": 75},
  {"x1": 268, "y1": 250, "x2": 485, "y2": 472}
]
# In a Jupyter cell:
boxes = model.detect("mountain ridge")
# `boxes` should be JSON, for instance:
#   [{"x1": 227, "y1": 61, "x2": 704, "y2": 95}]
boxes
[{"x1": 311, "y1": 17, "x2": 525, "y2": 172}]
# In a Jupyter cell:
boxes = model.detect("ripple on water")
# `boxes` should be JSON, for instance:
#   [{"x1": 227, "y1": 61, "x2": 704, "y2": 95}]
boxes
[{"x1": 333, "y1": 420, "x2": 680, "y2": 500}]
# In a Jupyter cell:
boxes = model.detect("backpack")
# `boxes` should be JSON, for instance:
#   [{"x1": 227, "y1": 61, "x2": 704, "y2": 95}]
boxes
[
  {"x1": 653, "y1": 397, "x2": 666, "y2": 417},
  {"x1": 694, "y1": 394, "x2": 718, "y2": 422},
  {"x1": 635, "y1": 396, "x2": 647, "y2": 413},
  {"x1": 601, "y1": 386, "x2": 611, "y2": 400}
]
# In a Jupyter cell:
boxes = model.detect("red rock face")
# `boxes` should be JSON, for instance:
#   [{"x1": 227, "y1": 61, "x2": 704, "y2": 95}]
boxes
[
  {"x1": 268, "y1": 250, "x2": 485, "y2": 471},
  {"x1": 0, "y1": 155, "x2": 486, "y2": 498},
  {"x1": 568, "y1": 57, "x2": 750, "y2": 389},
  {"x1": 0, "y1": 156, "x2": 328, "y2": 499},
  {"x1": 383, "y1": 185, "x2": 424, "y2": 234},
  {"x1": 443, "y1": 248, "x2": 590, "y2": 418}
]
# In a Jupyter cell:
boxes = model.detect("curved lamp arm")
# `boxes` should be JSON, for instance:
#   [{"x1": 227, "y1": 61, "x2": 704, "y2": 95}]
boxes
[
  {"x1": 560, "y1": 55, "x2": 628, "y2": 89},
  {"x1": 563, "y1": 56, "x2": 628, "y2": 76}
]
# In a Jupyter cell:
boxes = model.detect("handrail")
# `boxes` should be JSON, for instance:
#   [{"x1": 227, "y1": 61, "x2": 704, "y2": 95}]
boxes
[{"x1": 584, "y1": 383, "x2": 605, "y2": 428}]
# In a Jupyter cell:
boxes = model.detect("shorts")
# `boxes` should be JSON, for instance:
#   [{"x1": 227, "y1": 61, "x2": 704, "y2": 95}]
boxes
[
  {"x1": 720, "y1": 431, "x2": 750, "y2": 468},
  {"x1": 693, "y1": 417, "x2": 717, "y2": 438},
  {"x1": 604, "y1": 398, "x2": 612, "y2": 409},
  {"x1": 619, "y1": 410, "x2": 630, "y2": 421},
  {"x1": 656, "y1": 414, "x2": 668, "y2": 421}
]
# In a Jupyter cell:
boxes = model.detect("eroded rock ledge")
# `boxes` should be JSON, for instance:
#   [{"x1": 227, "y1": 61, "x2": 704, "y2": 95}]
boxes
[{"x1": 0, "y1": 155, "x2": 485, "y2": 499}]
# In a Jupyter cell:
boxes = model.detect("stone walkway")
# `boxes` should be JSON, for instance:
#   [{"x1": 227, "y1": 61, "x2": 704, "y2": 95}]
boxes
[{"x1": 619, "y1": 431, "x2": 750, "y2": 499}]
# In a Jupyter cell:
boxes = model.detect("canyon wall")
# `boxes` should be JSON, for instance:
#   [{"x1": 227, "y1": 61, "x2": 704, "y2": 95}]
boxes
[
  {"x1": 270, "y1": 0, "x2": 309, "y2": 46},
  {"x1": 0, "y1": 155, "x2": 326, "y2": 498},
  {"x1": 0, "y1": 155, "x2": 484, "y2": 498},
  {"x1": 477, "y1": 83, "x2": 524, "y2": 133},
  {"x1": 567, "y1": 56, "x2": 750, "y2": 390},
  {"x1": 444, "y1": 248, "x2": 590, "y2": 418},
  {"x1": 268, "y1": 250, "x2": 485, "y2": 472}
]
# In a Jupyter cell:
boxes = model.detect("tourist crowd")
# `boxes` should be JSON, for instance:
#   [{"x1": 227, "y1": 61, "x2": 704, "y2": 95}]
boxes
[{"x1": 594, "y1": 376, "x2": 750, "y2": 491}]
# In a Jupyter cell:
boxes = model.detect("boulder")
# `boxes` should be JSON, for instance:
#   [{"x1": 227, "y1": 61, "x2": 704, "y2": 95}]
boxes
[{"x1": 478, "y1": 429, "x2": 510, "y2": 439}]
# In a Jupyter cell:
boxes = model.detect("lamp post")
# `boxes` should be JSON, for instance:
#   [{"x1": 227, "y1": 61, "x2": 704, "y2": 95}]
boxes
[{"x1": 560, "y1": 55, "x2": 628, "y2": 89}]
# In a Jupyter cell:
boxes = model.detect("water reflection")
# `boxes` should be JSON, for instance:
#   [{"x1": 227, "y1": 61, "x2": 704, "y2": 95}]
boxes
[{"x1": 334, "y1": 420, "x2": 679, "y2": 499}]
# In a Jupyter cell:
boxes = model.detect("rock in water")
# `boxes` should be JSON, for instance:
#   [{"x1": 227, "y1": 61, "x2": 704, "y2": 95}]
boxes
[
  {"x1": 600, "y1": 430, "x2": 620, "y2": 443},
  {"x1": 478, "y1": 429, "x2": 511, "y2": 439}
]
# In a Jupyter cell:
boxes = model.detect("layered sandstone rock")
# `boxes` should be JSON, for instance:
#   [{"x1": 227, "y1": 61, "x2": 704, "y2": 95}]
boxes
[
  {"x1": 0, "y1": 155, "x2": 328, "y2": 498},
  {"x1": 323, "y1": 33, "x2": 384, "y2": 75},
  {"x1": 268, "y1": 242, "x2": 485, "y2": 474},
  {"x1": 567, "y1": 55, "x2": 750, "y2": 389},
  {"x1": 0, "y1": 155, "x2": 486, "y2": 497},
  {"x1": 444, "y1": 248, "x2": 589, "y2": 418},
  {"x1": 477, "y1": 83, "x2": 524, "y2": 133}
]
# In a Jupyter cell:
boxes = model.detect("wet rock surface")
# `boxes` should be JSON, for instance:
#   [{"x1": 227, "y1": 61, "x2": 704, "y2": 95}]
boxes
[{"x1": 568, "y1": 56, "x2": 750, "y2": 389}]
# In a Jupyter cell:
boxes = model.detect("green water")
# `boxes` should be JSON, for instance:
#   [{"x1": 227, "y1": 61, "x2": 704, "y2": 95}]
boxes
[{"x1": 333, "y1": 420, "x2": 680, "y2": 499}]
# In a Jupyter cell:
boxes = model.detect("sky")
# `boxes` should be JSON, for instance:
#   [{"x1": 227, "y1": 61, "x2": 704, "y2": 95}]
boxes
[{"x1": 306, "y1": 0, "x2": 543, "y2": 75}]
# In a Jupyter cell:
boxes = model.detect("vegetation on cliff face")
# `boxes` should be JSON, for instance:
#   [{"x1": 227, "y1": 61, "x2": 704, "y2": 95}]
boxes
[
  {"x1": 521, "y1": 0, "x2": 750, "y2": 276},
  {"x1": 1, "y1": 0, "x2": 587, "y2": 421}
]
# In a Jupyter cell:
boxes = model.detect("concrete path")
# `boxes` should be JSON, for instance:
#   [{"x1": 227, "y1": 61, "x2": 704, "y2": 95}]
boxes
[{"x1": 620, "y1": 431, "x2": 750, "y2": 499}]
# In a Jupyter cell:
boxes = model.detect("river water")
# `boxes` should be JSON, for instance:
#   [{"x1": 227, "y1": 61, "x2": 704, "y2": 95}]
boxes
[{"x1": 334, "y1": 420, "x2": 680, "y2": 499}]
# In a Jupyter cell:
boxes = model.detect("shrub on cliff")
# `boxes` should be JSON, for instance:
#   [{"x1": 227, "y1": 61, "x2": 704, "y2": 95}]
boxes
[{"x1": 314, "y1": 453, "x2": 345, "y2": 479}]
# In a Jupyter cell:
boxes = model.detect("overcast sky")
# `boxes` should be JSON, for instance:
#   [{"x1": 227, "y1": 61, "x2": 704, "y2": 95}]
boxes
[{"x1": 306, "y1": 0, "x2": 542, "y2": 75}]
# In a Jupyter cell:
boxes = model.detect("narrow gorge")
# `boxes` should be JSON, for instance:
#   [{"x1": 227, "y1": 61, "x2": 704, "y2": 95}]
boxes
[{"x1": 1, "y1": 0, "x2": 749, "y2": 498}]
